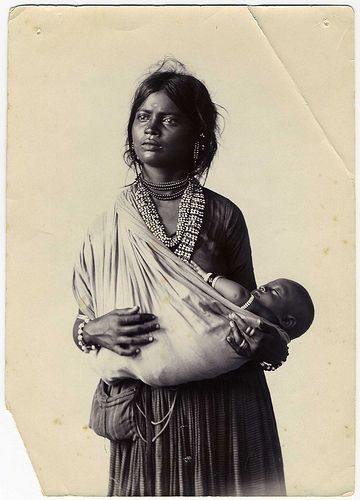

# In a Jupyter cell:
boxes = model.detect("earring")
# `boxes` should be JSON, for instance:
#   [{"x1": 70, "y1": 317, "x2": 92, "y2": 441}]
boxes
[
  {"x1": 193, "y1": 133, "x2": 206, "y2": 167},
  {"x1": 200, "y1": 132, "x2": 206, "y2": 152},
  {"x1": 193, "y1": 140, "x2": 200, "y2": 163},
  {"x1": 130, "y1": 142, "x2": 137, "y2": 160}
]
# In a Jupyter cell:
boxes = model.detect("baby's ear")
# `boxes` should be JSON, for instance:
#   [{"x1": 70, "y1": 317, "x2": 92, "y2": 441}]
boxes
[{"x1": 279, "y1": 315, "x2": 296, "y2": 330}]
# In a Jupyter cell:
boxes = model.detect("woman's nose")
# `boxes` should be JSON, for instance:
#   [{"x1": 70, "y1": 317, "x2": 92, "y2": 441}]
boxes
[{"x1": 145, "y1": 117, "x2": 160, "y2": 135}]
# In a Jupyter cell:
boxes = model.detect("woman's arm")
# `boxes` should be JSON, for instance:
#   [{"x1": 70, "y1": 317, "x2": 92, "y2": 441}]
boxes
[{"x1": 72, "y1": 307, "x2": 160, "y2": 356}]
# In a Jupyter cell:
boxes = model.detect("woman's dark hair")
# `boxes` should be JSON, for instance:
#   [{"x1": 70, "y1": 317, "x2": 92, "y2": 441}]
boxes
[{"x1": 124, "y1": 59, "x2": 221, "y2": 179}]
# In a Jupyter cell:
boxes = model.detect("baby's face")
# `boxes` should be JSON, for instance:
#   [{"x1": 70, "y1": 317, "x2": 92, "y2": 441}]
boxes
[{"x1": 252, "y1": 279, "x2": 293, "y2": 319}]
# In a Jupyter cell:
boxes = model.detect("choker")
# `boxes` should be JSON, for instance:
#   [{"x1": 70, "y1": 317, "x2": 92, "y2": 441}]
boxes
[{"x1": 141, "y1": 174, "x2": 189, "y2": 191}]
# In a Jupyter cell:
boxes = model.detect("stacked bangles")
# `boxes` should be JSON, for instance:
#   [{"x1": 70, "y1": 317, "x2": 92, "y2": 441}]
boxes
[
  {"x1": 189, "y1": 261, "x2": 224, "y2": 289},
  {"x1": 203, "y1": 272, "x2": 224, "y2": 289}
]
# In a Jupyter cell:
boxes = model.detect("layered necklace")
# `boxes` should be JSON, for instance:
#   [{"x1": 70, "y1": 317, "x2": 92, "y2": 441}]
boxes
[
  {"x1": 134, "y1": 174, "x2": 205, "y2": 262},
  {"x1": 141, "y1": 175, "x2": 189, "y2": 200}
]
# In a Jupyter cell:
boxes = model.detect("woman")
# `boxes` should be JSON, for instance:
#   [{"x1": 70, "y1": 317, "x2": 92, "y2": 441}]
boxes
[{"x1": 72, "y1": 60, "x2": 288, "y2": 496}]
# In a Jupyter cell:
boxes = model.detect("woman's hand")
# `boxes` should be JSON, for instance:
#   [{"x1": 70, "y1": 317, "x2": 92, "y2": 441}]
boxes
[
  {"x1": 226, "y1": 313, "x2": 289, "y2": 367},
  {"x1": 82, "y1": 306, "x2": 160, "y2": 357}
]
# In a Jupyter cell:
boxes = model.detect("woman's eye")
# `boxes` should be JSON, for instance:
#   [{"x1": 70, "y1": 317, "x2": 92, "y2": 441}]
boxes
[
  {"x1": 137, "y1": 113, "x2": 149, "y2": 122},
  {"x1": 163, "y1": 117, "x2": 177, "y2": 125}
]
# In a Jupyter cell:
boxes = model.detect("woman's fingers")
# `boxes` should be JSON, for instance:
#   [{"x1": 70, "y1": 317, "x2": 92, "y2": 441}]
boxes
[
  {"x1": 116, "y1": 313, "x2": 157, "y2": 326},
  {"x1": 229, "y1": 315, "x2": 289, "y2": 365},
  {"x1": 117, "y1": 321, "x2": 160, "y2": 336},
  {"x1": 111, "y1": 344, "x2": 141, "y2": 357},
  {"x1": 115, "y1": 332, "x2": 157, "y2": 346},
  {"x1": 228, "y1": 312, "x2": 261, "y2": 330},
  {"x1": 229, "y1": 320, "x2": 243, "y2": 345},
  {"x1": 227, "y1": 320, "x2": 251, "y2": 357}
]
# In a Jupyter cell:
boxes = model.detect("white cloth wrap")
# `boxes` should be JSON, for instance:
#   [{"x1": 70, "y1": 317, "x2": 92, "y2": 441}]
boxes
[{"x1": 73, "y1": 188, "x2": 289, "y2": 387}]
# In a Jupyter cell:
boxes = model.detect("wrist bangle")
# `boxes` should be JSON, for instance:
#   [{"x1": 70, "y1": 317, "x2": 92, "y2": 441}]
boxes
[
  {"x1": 240, "y1": 294, "x2": 255, "y2": 310},
  {"x1": 76, "y1": 315, "x2": 97, "y2": 353},
  {"x1": 206, "y1": 273, "x2": 216, "y2": 285},
  {"x1": 211, "y1": 275, "x2": 223, "y2": 288},
  {"x1": 203, "y1": 272, "x2": 213, "y2": 283}
]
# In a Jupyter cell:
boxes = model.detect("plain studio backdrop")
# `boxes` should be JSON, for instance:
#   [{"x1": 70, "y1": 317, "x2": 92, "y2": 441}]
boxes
[{"x1": 6, "y1": 5, "x2": 354, "y2": 496}]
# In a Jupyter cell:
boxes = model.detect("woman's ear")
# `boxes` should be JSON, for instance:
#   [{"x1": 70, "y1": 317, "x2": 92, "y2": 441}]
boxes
[{"x1": 279, "y1": 315, "x2": 297, "y2": 330}]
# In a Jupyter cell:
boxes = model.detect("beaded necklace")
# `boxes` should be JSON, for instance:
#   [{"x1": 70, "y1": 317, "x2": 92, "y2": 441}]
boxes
[
  {"x1": 141, "y1": 175, "x2": 189, "y2": 200},
  {"x1": 134, "y1": 176, "x2": 205, "y2": 262},
  {"x1": 142, "y1": 175, "x2": 189, "y2": 191}
]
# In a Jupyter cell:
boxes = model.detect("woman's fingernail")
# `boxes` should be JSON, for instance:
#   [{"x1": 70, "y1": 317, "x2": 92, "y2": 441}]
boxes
[
  {"x1": 229, "y1": 320, "x2": 235, "y2": 328},
  {"x1": 227, "y1": 336, "x2": 232, "y2": 342},
  {"x1": 229, "y1": 312, "x2": 236, "y2": 320},
  {"x1": 135, "y1": 348, "x2": 140, "y2": 355},
  {"x1": 150, "y1": 314, "x2": 156, "y2": 320},
  {"x1": 148, "y1": 336, "x2": 153, "y2": 342},
  {"x1": 155, "y1": 324, "x2": 160, "y2": 329}
]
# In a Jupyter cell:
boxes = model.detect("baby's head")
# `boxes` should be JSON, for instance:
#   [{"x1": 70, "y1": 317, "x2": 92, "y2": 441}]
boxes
[{"x1": 252, "y1": 278, "x2": 314, "y2": 340}]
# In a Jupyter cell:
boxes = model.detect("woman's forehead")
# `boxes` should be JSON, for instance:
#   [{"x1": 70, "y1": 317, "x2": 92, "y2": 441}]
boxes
[{"x1": 138, "y1": 91, "x2": 181, "y2": 113}]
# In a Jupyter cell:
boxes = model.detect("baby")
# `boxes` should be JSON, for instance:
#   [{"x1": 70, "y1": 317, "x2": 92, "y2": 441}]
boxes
[{"x1": 190, "y1": 262, "x2": 314, "y2": 342}]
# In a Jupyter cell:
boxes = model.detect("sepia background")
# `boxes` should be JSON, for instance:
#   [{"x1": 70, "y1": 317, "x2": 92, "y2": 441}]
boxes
[{"x1": 6, "y1": 5, "x2": 354, "y2": 496}]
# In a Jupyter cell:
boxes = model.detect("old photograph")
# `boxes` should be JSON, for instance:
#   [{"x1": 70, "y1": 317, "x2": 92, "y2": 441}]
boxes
[{"x1": 5, "y1": 4, "x2": 355, "y2": 496}]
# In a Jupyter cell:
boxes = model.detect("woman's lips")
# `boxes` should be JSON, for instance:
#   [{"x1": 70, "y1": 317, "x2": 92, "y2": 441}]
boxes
[
  {"x1": 141, "y1": 143, "x2": 162, "y2": 151},
  {"x1": 142, "y1": 140, "x2": 162, "y2": 150}
]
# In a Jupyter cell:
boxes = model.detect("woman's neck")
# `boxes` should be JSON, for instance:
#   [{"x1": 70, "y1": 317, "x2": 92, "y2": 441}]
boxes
[{"x1": 141, "y1": 166, "x2": 189, "y2": 184}]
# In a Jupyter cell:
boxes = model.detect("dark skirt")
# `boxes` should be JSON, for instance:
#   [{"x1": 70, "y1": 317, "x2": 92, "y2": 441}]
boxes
[{"x1": 108, "y1": 362, "x2": 286, "y2": 496}]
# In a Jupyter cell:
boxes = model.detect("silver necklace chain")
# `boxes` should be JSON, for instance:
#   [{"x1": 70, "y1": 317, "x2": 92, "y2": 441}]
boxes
[{"x1": 134, "y1": 176, "x2": 205, "y2": 262}]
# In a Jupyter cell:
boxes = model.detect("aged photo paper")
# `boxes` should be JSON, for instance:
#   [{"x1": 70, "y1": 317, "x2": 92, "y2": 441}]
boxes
[{"x1": 6, "y1": 5, "x2": 354, "y2": 496}]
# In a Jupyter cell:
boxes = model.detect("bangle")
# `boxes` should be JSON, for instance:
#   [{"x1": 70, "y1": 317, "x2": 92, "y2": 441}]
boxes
[
  {"x1": 206, "y1": 273, "x2": 216, "y2": 285},
  {"x1": 203, "y1": 272, "x2": 213, "y2": 283},
  {"x1": 240, "y1": 294, "x2": 255, "y2": 310},
  {"x1": 76, "y1": 315, "x2": 97, "y2": 353},
  {"x1": 211, "y1": 275, "x2": 223, "y2": 288}
]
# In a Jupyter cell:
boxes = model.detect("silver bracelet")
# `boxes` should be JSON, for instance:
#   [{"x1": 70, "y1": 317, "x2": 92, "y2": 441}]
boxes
[
  {"x1": 240, "y1": 294, "x2": 255, "y2": 310},
  {"x1": 211, "y1": 275, "x2": 224, "y2": 288},
  {"x1": 76, "y1": 314, "x2": 97, "y2": 353}
]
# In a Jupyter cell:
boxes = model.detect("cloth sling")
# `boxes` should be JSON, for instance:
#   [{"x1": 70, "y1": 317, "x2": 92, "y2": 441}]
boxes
[{"x1": 73, "y1": 187, "x2": 289, "y2": 387}]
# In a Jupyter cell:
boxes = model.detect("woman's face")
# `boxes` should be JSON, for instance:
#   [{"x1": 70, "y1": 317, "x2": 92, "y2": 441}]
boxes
[{"x1": 131, "y1": 91, "x2": 195, "y2": 178}]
